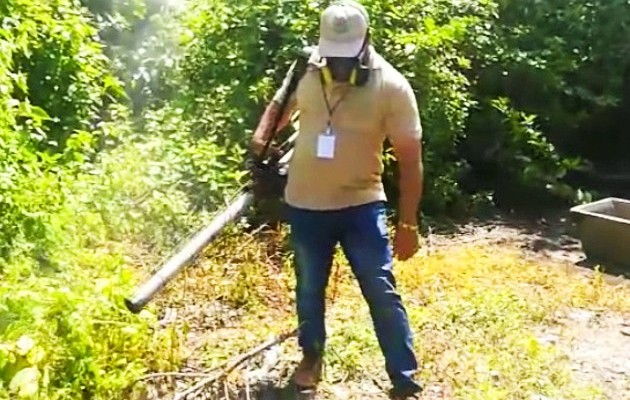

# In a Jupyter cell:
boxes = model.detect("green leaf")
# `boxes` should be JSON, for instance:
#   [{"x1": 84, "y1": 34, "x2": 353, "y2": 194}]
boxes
[
  {"x1": 30, "y1": 106, "x2": 51, "y2": 122},
  {"x1": 15, "y1": 336, "x2": 35, "y2": 356},
  {"x1": 9, "y1": 367, "x2": 39, "y2": 398}
]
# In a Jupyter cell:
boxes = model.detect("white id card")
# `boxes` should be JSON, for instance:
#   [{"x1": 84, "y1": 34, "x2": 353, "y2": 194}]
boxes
[{"x1": 317, "y1": 134, "x2": 336, "y2": 159}]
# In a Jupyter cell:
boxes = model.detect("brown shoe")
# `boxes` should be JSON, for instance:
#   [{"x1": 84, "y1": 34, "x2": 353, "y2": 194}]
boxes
[{"x1": 293, "y1": 354, "x2": 323, "y2": 388}]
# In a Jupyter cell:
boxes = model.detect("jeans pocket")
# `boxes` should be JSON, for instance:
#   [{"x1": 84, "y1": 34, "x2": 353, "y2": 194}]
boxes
[{"x1": 378, "y1": 211, "x2": 389, "y2": 237}]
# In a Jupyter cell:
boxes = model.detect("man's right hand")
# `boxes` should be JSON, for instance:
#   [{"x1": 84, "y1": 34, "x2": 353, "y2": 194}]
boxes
[{"x1": 250, "y1": 138, "x2": 282, "y2": 162}]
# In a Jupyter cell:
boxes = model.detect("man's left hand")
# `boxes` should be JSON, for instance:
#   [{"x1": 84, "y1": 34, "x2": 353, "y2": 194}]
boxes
[{"x1": 393, "y1": 224, "x2": 420, "y2": 261}]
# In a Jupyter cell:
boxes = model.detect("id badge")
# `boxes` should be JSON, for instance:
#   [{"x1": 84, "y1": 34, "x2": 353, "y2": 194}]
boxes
[{"x1": 316, "y1": 125, "x2": 336, "y2": 159}]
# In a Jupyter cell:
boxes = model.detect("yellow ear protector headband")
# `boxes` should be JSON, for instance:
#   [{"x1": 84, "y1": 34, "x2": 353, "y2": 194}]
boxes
[{"x1": 318, "y1": 32, "x2": 371, "y2": 86}]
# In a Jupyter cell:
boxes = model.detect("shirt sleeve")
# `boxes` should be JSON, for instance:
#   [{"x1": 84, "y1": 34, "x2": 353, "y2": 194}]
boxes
[{"x1": 384, "y1": 77, "x2": 423, "y2": 142}]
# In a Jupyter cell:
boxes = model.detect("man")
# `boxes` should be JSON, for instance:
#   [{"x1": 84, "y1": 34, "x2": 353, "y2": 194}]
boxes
[{"x1": 250, "y1": 1, "x2": 424, "y2": 398}]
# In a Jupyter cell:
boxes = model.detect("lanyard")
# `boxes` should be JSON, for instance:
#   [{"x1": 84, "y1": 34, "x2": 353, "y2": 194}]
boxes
[{"x1": 320, "y1": 83, "x2": 350, "y2": 129}]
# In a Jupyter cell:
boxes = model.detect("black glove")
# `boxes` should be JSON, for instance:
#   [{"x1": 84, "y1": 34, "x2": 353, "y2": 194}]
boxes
[{"x1": 246, "y1": 157, "x2": 287, "y2": 200}]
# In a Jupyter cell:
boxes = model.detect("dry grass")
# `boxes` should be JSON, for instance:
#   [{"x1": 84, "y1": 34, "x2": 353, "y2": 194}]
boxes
[{"x1": 145, "y1": 226, "x2": 630, "y2": 399}]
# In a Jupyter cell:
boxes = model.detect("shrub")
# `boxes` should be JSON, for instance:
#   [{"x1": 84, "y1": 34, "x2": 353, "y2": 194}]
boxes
[{"x1": 178, "y1": 0, "x2": 618, "y2": 216}]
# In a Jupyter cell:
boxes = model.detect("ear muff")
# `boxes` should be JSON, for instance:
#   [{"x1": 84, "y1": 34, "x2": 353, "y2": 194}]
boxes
[
  {"x1": 352, "y1": 56, "x2": 370, "y2": 86},
  {"x1": 318, "y1": 63, "x2": 369, "y2": 87},
  {"x1": 320, "y1": 65, "x2": 334, "y2": 85},
  {"x1": 319, "y1": 63, "x2": 366, "y2": 86},
  {"x1": 349, "y1": 68, "x2": 357, "y2": 86},
  {"x1": 318, "y1": 53, "x2": 370, "y2": 87}
]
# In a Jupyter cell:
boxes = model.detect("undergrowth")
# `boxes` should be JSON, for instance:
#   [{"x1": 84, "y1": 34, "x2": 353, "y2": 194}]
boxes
[
  {"x1": 0, "y1": 109, "x2": 238, "y2": 399},
  {"x1": 155, "y1": 229, "x2": 630, "y2": 400}
]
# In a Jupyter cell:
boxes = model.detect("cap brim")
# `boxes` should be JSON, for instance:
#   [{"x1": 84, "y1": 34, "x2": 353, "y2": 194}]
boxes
[{"x1": 318, "y1": 38, "x2": 364, "y2": 58}]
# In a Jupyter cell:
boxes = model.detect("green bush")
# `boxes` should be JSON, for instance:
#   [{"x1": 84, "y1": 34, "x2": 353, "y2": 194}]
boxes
[
  {"x1": 0, "y1": 0, "x2": 124, "y2": 258},
  {"x1": 179, "y1": 0, "x2": 620, "y2": 215},
  {"x1": 0, "y1": 2, "x2": 196, "y2": 398},
  {"x1": 460, "y1": 0, "x2": 630, "y2": 207}
]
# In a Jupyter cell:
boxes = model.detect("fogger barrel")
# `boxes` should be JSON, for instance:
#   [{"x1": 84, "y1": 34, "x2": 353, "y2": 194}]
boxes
[
  {"x1": 124, "y1": 49, "x2": 310, "y2": 313},
  {"x1": 124, "y1": 148, "x2": 295, "y2": 313},
  {"x1": 124, "y1": 192, "x2": 255, "y2": 313}
]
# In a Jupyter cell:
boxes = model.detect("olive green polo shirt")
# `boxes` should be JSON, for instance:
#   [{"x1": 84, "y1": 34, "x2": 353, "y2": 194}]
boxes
[{"x1": 281, "y1": 46, "x2": 422, "y2": 210}]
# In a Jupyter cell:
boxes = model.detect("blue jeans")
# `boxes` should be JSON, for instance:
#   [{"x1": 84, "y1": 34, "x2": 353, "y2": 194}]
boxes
[{"x1": 287, "y1": 201, "x2": 419, "y2": 389}]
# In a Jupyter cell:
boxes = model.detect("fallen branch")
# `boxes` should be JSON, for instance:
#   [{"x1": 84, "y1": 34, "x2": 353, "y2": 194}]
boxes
[
  {"x1": 173, "y1": 328, "x2": 299, "y2": 400},
  {"x1": 244, "y1": 339, "x2": 283, "y2": 383},
  {"x1": 138, "y1": 371, "x2": 216, "y2": 381}
]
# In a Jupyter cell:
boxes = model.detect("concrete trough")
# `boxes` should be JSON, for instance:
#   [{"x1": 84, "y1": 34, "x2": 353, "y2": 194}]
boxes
[{"x1": 570, "y1": 197, "x2": 630, "y2": 269}]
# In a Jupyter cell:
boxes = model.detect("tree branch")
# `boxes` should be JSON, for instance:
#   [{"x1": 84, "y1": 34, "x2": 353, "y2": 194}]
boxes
[{"x1": 173, "y1": 328, "x2": 299, "y2": 400}]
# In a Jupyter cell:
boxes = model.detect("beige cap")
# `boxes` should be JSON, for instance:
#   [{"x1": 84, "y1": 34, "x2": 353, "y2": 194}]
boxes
[{"x1": 318, "y1": 1, "x2": 369, "y2": 58}]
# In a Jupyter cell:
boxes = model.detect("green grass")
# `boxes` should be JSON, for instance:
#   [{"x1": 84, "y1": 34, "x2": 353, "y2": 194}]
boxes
[{"x1": 160, "y1": 231, "x2": 629, "y2": 400}]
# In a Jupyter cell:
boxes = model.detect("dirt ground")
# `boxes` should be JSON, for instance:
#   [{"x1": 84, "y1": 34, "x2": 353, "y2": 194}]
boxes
[
  {"x1": 425, "y1": 211, "x2": 630, "y2": 400},
  {"x1": 145, "y1": 209, "x2": 630, "y2": 400}
]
